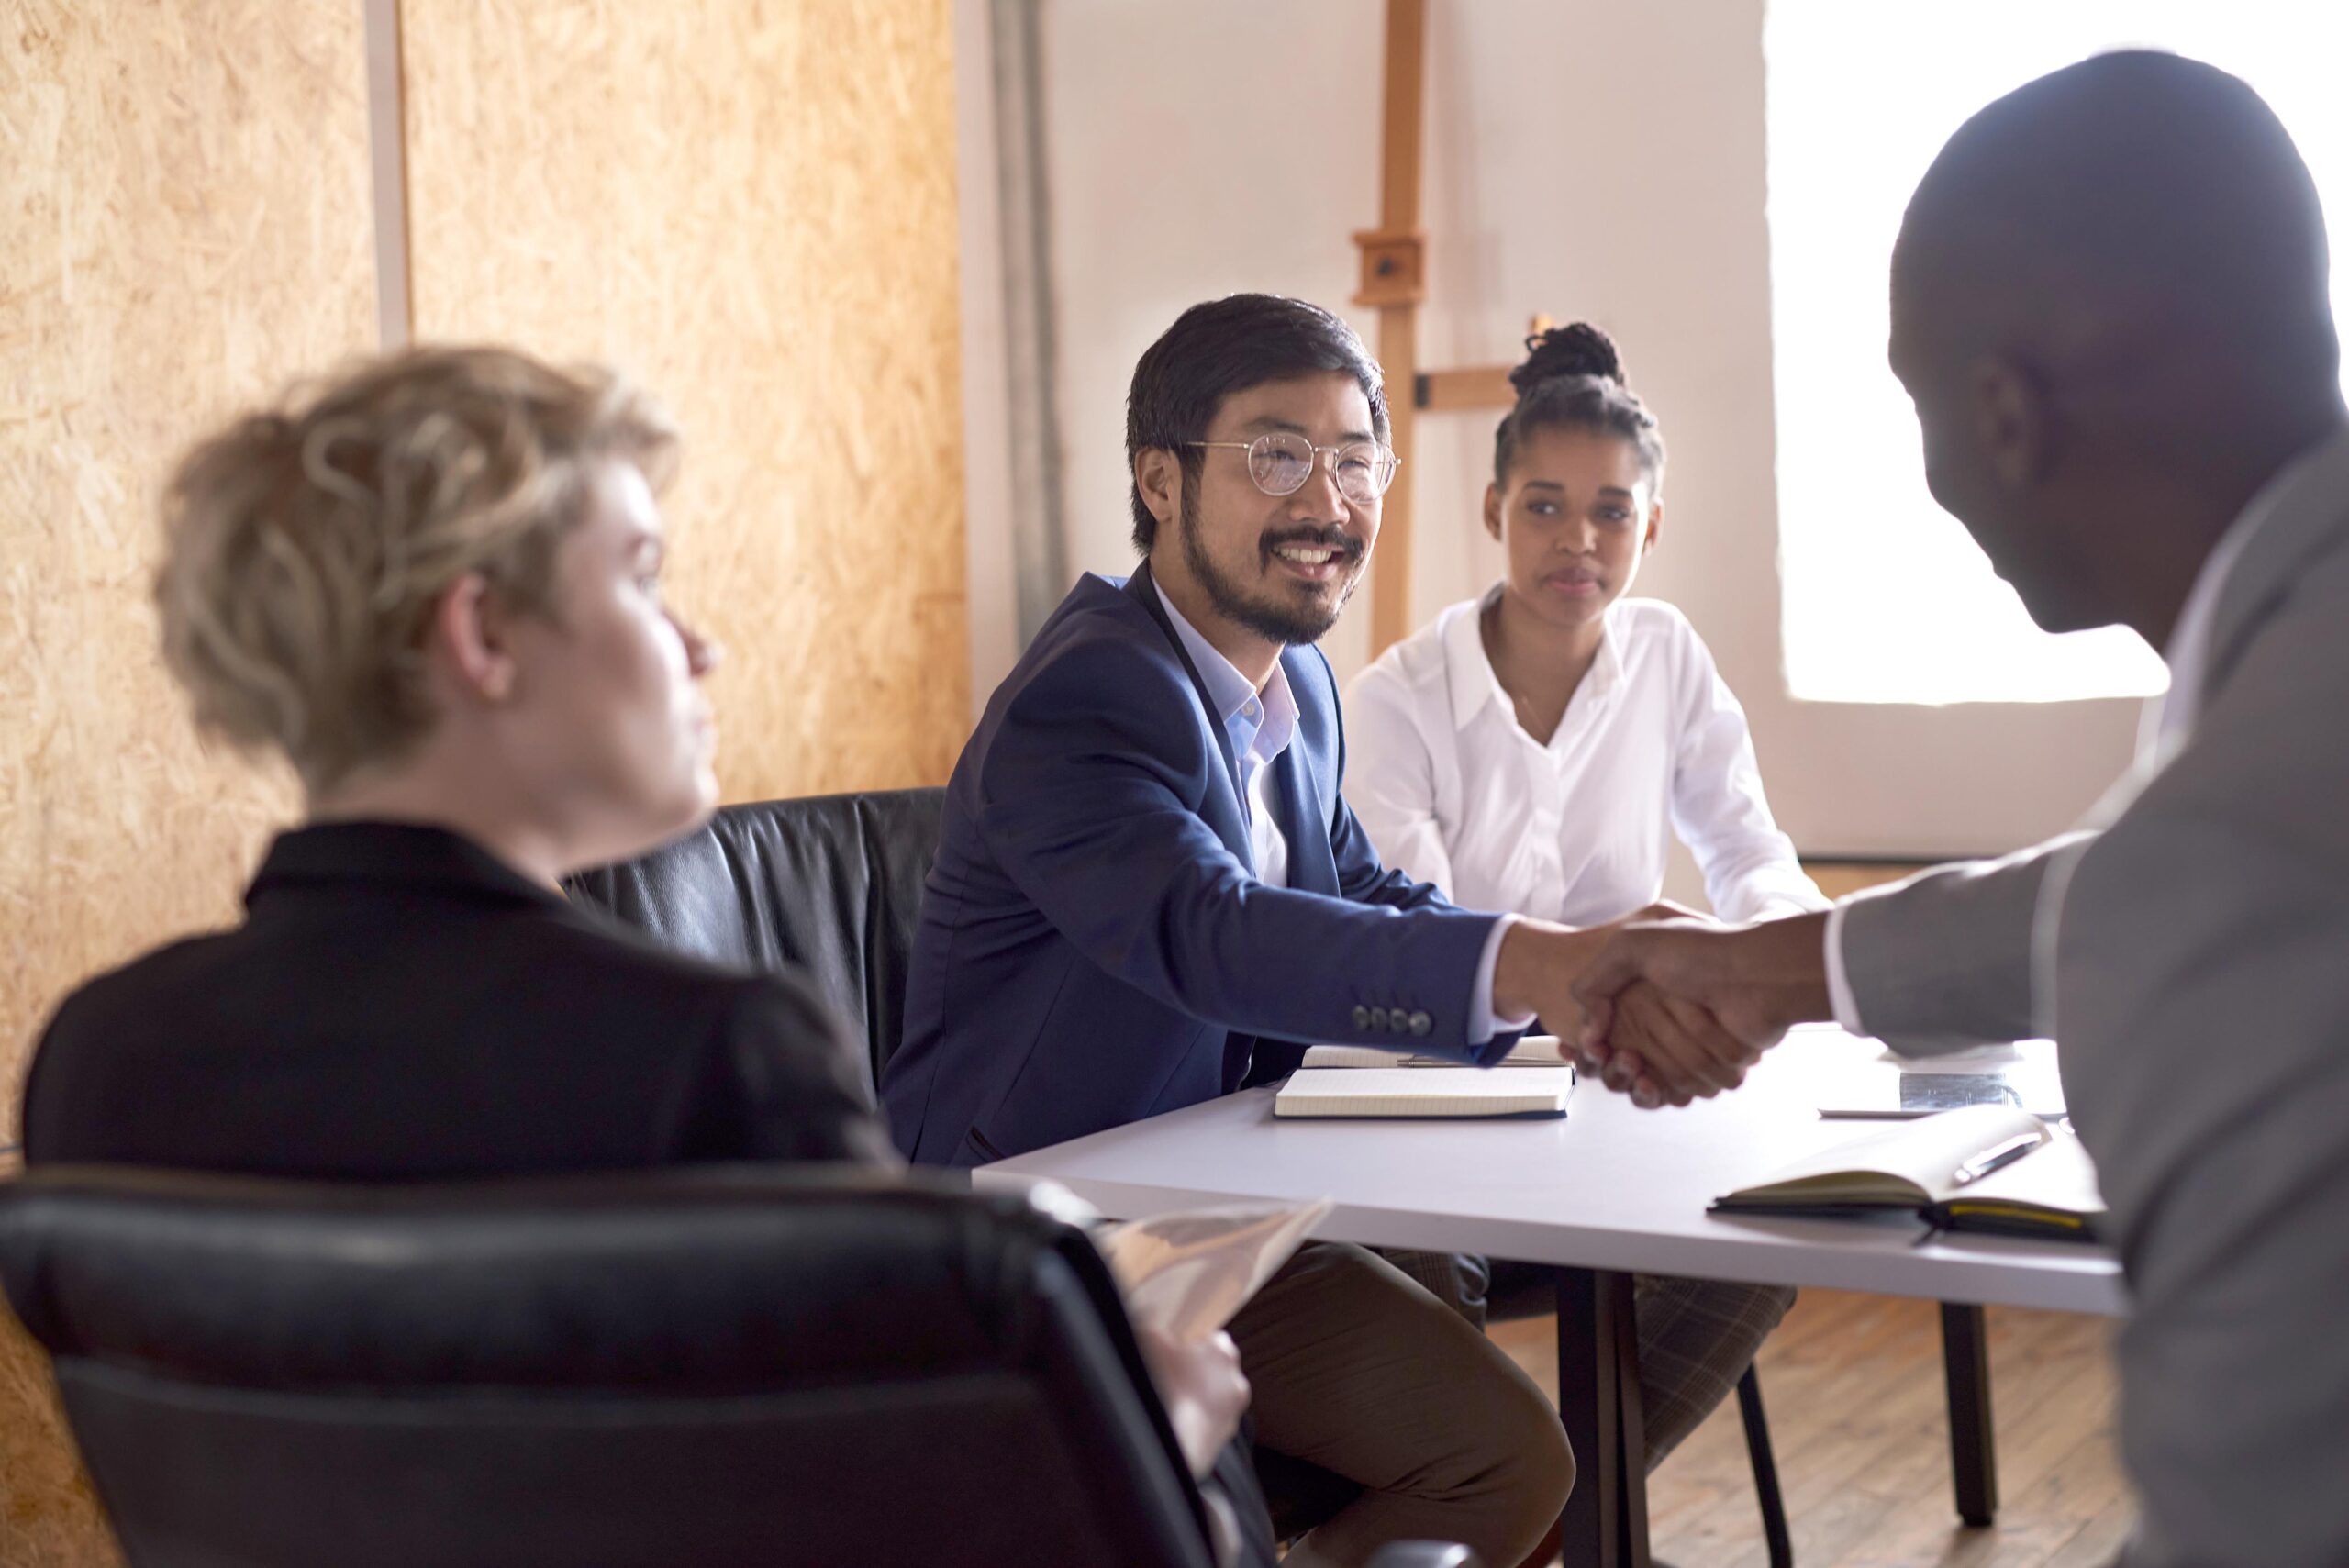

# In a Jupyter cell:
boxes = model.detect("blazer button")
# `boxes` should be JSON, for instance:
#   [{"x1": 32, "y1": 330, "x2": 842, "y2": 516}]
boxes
[
  {"x1": 1352, "y1": 1005, "x2": 1371, "y2": 1030},
  {"x1": 1408, "y1": 1011, "x2": 1433, "y2": 1037},
  {"x1": 1368, "y1": 1006, "x2": 1389, "y2": 1031}
]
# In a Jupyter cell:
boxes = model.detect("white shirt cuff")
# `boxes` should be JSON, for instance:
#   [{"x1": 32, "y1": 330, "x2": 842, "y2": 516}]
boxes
[
  {"x1": 1822, "y1": 901, "x2": 1868, "y2": 1035},
  {"x1": 1746, "y1": 892, "x2": 1827, "y2": 923},
  {"x1": 1471, "y1": 914, "x2": 1534, "y2": 1045}
]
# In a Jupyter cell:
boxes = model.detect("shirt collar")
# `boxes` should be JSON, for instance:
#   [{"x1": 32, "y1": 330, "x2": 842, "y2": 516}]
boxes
[
  {"x1": 2153, "y1": 427, "x2": 2349, "y2": 762},
  {"x1": 1249, "y1": 658, "x2": 1300, "y2": 764},
  {"x1": 1442, "y1": 592, "x2": 1504, "y2": 728},
  {"x1": 1157, "y1": 586, "x2": 1299, "y2": 763},
  {"x1": 1443, "y1": 582, "x2": 1624, "y2": 736},
  {"x1": 250, "y1": 821, "x2": 571, "y2": 911}
]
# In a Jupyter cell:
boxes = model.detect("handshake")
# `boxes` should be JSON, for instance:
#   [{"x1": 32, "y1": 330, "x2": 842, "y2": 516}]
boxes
[{"x1": 1492, "y1": 907, "x2": 1837, "y2": 1109}]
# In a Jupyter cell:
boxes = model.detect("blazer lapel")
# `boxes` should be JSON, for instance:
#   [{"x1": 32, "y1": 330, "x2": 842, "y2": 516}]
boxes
[
  {"x1": 1124, "y1": 562, "x2": 1253, "y2": 863},
  {"x1": 1251, "y1": 666, "x2": 1331, "y2": 1087}
]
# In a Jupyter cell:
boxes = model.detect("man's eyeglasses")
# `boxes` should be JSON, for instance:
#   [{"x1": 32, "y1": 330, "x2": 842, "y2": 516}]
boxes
[{"x1": 1185, "y1": 433, "x2": 1400, "y2": 507}]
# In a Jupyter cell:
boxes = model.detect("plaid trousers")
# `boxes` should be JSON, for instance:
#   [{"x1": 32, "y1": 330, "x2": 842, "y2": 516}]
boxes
[{"x1": 1380, "y1": 1248, "x2": 1796, "y2": 1470}]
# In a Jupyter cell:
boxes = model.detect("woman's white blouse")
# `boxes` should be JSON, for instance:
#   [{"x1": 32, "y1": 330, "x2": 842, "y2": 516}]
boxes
[{"x1": 1343, "y1": 586, "x2": 1826, "y2": 927}]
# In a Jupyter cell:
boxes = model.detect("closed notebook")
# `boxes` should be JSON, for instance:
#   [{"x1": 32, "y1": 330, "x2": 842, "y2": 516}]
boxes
[
  {"x1": 1296, "y1": 1034, "x2": 1571, "y2": 1070},
  {"x1": 1710, "y1": 1104, "x2": 2106, "y2": 1240},
  {"x1": 1274, "y1": 1065, "x2": 1575, "y2": 1119}
]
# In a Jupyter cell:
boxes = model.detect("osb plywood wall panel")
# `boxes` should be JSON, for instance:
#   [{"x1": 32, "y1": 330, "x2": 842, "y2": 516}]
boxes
[
  {"x1": 402, "y1": 0, "x2": 969, "y2": 803},
  {"x1": 0, "y1": 3, "x2": 376, "y2": 1560}
]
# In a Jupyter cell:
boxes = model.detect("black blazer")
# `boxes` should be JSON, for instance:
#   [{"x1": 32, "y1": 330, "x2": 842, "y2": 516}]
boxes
[{"x1": 20, "y1": 822, "x2": 893, "y2": 1176}]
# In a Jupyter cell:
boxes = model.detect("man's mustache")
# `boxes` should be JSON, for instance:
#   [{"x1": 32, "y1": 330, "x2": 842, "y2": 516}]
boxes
[{"x1": 1259, "y1": 527, "x2": 1365, "y2": 564}]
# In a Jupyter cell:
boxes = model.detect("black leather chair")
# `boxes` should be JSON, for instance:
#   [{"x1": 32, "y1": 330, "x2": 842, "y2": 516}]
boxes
[
  {"x1": 566, "y1": 787, "x2": 943, "y2": 1095},
  {"x1": 0, "y1": 1163, "x2": 1235, "y2": 1568},
  {"x1": 567, "y1": 790, "x2": 1793, "y2": 1562}
]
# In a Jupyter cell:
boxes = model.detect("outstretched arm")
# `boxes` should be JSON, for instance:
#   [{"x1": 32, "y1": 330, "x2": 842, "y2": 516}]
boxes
[
  {"x1": 1572, "y1": 836, "x2": 2087, "y2": 1106},
  {"x1": 1569, "y1": 913, "x2": 1836, "y2": 1106},
  {"x1": 979, "y1": 639, "x2": 1500, "y2": 1053}
]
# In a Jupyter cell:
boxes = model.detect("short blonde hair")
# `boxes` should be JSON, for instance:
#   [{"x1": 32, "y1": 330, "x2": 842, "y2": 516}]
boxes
[{"x1": 156, "y1": 345, "x2": 678, "y2": 793}]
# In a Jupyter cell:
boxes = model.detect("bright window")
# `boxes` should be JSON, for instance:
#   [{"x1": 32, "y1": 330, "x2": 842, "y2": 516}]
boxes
[{"x1": 1765, "y1": 1, "x2": 2349, "y2": 705}]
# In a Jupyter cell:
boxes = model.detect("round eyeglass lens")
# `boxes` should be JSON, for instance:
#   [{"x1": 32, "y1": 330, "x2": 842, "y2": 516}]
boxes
[
  {"x1": 1332, "y1": 443, "x2": 1386, "y2": 505},
  {"x1": 1247, "y1": 432, "x2": 1315, "y2": 495}
]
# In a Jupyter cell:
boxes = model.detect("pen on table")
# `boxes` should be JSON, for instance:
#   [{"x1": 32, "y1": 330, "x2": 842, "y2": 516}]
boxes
[{"x1": 1951, "y1": 1132, "x2": 2042, "y2": 1187}]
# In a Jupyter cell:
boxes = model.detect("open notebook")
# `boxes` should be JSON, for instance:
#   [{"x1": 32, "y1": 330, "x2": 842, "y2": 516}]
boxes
[
  {"x1": 1710, "y1": 1105, "x2": 2105, "y2": 1241},
  {"x1": 1275, "y1": 1037, "x2": 1575, "y2": 1118}
]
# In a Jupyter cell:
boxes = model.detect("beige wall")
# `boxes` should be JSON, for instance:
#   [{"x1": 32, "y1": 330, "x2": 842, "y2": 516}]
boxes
[{"x1": 0, "y1": 2, "x2": 966, "y2": 1562}]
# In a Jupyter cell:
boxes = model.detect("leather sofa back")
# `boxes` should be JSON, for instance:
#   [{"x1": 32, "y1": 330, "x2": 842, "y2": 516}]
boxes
[{"x1": 566, "y1": 788, "x2": 944, "y2": 1093}]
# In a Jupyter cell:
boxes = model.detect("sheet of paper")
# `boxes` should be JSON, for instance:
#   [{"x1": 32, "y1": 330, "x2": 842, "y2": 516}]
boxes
[
  {"x1": 1886, "y1": 1041, "x2": 2028, "y2": 1069},
  {"x1": 1097, "y1": 1198, "x2": 1334, "y2": 1342}
]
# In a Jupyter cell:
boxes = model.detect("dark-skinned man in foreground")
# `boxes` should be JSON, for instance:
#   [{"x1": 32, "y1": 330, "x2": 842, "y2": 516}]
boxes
[{"x1": 1573, "y1": 50, "x2": 2349, "y2": 1568}]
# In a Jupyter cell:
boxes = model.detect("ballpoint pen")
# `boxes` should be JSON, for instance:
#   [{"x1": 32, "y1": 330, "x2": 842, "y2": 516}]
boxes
[{"x1": 1952, "y1": 1132, "x2": 2042, "y2": 1186}]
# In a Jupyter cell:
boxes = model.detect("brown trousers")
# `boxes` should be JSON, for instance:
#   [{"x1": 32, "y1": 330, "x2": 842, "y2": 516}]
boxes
[
  {"x1": 1380, "y1": 1248, "x2": 1797, "y2": 1469},
  {"x1": 1227, "y1": 1241, "x2": 1575, "y2": 1568}
]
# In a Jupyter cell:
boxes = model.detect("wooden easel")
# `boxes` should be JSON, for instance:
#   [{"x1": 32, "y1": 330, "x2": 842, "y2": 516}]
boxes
[{"x1": 1352, "y1": 0, "x2": 1543, "y2": 657}]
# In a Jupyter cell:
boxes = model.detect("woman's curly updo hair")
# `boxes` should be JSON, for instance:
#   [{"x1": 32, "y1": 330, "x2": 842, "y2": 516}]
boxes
[{"x1": 1491, "y1": 322, "x2": 1666, "y2": 492}]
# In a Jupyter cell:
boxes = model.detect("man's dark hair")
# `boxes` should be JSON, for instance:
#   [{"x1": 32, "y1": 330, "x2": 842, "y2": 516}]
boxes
[{"x1": 1125, "y1": 294, "x2": 1390, "y2": 553}]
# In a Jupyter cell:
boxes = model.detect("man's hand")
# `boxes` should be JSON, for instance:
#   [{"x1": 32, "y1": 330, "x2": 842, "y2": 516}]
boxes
[
  {"x1": 1600, "y1": 975, "x2": 1759, "y2": 1106},
  {"x1": 1492, "y1": 912, "x2": 1756, "y2": 1103},
  {"x1": 1570, "y1": 912, "x2": 1836, "y2": 1107},
  {"x1": 1135, "y1": 1325, "x2": 1251, "y2": 1481}
]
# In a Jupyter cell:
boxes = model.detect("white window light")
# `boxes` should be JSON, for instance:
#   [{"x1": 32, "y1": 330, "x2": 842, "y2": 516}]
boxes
[{"x1": 1765, "y1": 0, "x2": 2349, "y2": 705}]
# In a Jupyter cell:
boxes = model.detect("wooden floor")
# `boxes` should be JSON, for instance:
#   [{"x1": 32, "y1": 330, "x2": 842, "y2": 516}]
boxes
[{"x1": 1488, "y1": 1289, "x2": 2132, "y2": 1568}]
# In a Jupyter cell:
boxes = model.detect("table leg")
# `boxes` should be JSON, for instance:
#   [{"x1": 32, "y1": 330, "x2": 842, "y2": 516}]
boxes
[
  {"x1": 1553, "y1": 1267, "x2": 1649, "y2": 1568},
  {"x1": 1736, "y1": 1369, "x2": 1794, "y2": 1568},
  {"x1": 1941, "y1": 1300, "x2": 1998, "y2": 1527}
]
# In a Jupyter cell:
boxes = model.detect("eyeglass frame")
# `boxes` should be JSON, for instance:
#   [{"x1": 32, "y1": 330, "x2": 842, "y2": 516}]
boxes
[{"x1": 1181, "y1": 433, "x2": 1402, "y2": 505}]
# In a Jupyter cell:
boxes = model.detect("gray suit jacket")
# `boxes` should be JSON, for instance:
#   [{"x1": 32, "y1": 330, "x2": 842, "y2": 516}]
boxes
[{"x1": 1840, "y1": 434, "x2": 2349, "y2": 1568}]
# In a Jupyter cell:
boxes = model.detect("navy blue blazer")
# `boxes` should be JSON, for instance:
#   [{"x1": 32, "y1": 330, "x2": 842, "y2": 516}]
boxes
[{"x1": 884, "y1": 563, "x2": 1513, "y2": 1168}]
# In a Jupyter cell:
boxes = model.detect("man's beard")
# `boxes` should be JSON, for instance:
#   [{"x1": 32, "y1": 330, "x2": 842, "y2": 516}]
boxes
[{"x1": 1178, "y1": 487, "x2": 1364, "y2": 647}]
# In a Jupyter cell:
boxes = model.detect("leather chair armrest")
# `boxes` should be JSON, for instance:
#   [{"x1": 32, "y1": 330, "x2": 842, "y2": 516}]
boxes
[{"x1": 1364, "y1": 1544, "x2": 1480, "y2": 1568}]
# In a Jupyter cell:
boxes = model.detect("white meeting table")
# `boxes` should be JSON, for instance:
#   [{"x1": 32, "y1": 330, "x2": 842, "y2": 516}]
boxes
[{"x1": 975, "y1": 1029, "x2": 2124, "y2": 1568}]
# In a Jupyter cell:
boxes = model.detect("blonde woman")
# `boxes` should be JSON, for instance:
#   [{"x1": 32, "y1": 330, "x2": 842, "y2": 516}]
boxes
[{"x1": 20, "y1": 346, "x2": 1255, "y2": 1542}]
